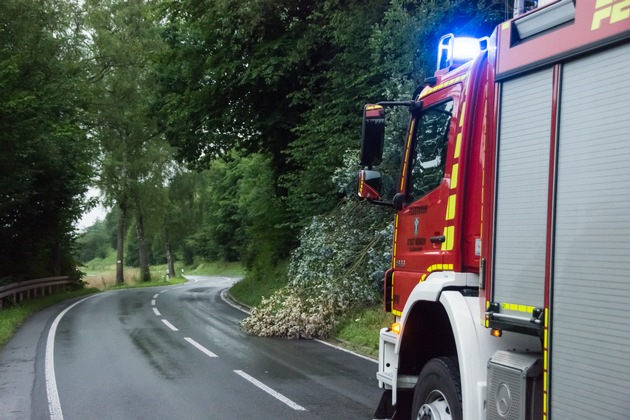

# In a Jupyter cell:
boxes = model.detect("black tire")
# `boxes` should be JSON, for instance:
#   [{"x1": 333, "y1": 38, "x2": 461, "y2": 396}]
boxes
[{"x1": 410, "y1": 356, "x2": 463, "y2": 420}]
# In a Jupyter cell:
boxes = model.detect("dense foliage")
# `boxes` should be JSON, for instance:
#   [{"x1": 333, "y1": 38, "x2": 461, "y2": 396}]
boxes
[
  {"x1": 0, "y1": 0, "x2": 94, "y2": 283},
  {"x1": 2, "y1": 0, "x2": 506, "y2": 336}
]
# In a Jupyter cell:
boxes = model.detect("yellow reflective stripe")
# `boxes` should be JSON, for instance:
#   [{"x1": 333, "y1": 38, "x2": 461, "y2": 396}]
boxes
[
  {"x1": 500, "y1": 302, "x2": 537, "y2": 313},
  {"x1": 429, "y1": 263, "x2": 453, "y2": 272},
  {"x1": 441, "y1": 226, "x2": 454, "y2": 251},
  {"x1": 420, "y1": 264, "x2": 455, "y2": 282},
  {"x1": 419, "y1": 75, "x2": 467, "y2": 98},
  {"x1": 454, "y1": 133, "x2": 461, "y2": 159},
  {"x1": 459, "y1": 102, "x2": 466, "y2": 128},
  {"x1": 451, "y1": 163, "x2": 459, "y2": 189},
  {"x1": 392, "y1": 309, "x2": 402, "y2": 317},
  {"x1": 446, "y1": 195, "x2": 456, "y2": 220},
  {"x1": 399, "y1": 120, "x2": 416, "y2": 190}
]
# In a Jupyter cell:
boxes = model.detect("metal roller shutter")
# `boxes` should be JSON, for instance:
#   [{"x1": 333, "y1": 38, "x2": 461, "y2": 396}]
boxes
[
  {"x1": 493, "y1": 68, "x2": 553, "y2": 315},
  {"x1": 551, "y1": 42, "x2": 630, "y2": 418}
]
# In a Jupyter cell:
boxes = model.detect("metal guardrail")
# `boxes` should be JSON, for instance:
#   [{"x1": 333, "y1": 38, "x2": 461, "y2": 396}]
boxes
[{"x1": 0, "y1": 276, "x2": 73, "y2": 309}]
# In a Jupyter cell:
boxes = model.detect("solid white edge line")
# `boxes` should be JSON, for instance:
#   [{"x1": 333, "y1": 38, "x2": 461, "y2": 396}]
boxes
[
  {"x1": 184, "y1": 337, "x2": 218, "y2": 358},
  {"x1": 46, "y1": 294, "x2": 99, "y2": 420},
  {"x1": 314, "y1": 339, "x2": 378, "y2": 364},
  {"x1": 161, "y1": 319, "x2": 179, "y2": 331},
  {"x1": 152, "y1": 307, "x2": 161, "y2": 316},
  {"x1": 219, "y1": 289, "x2": 250, "y2": 314},
  {"x1": 233, "y1": 370, "x2": 306, "y2": 411}
]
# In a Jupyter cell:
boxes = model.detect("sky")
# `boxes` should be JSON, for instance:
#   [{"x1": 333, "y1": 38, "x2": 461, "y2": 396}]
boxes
[{"x1": 77, "y1": 187, "x2": 108, "y2": 231}]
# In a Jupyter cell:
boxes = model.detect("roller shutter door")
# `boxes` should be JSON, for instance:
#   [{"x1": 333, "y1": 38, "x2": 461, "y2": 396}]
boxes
[
  {"x1": 493, "y1": 68, "x2": 553, "y2": 316},
  {"x1": 551, "y1": 42, "x2": 630, "y2": 418}
]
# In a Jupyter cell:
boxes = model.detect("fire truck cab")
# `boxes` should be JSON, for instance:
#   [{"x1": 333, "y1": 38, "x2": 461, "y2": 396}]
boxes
[{"x1": 358, "y1": 1, "x2": 630, "y2": 419}]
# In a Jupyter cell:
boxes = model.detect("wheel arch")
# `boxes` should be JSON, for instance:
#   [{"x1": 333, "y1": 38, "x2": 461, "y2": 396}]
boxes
[
  {"x1": 398, "y1": 299, "x2": 458, "y2": 380},
  {"x1": 395, "y1": 275, "x2": 491, "y2": 419}
]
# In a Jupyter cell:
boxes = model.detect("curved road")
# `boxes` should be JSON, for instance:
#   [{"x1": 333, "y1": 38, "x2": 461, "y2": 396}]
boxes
[{"x1": 0, "y1": 276, "x2": 381, "y2": 419}]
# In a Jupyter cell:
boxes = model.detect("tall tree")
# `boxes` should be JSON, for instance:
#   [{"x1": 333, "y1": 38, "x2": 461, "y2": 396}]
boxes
[
  {"x1": 0, "y1": 0, "x2": 94, "y2": 282},
  {"x1": 84, "y1": 0, "x2": 165, "y2": 283}
]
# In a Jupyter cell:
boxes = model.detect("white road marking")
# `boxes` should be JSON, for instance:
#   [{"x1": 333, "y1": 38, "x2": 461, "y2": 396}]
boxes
[
  {"x1": 46, "y1": 294, "x2": 99, "y2": 420},
  {"x1": 184, "y1": 337, "x2": 218, "y2": 358},
  {"x1": 153, "y1": 294, "x2": 159, "y2": 299},
  {"x1": 161, "y1": 319, "x2": 178, "y2": 331},
  {"x1": 153, "y1": 307, "x2": 161, "y2": 316},
  {"x1": 233, "y1": 370, "x2": 306, "y2": 411},
  {"x1": 151, "y1": 299, "x2": 156, "y2": 306},
  {"x1": 315, "y1": 339, "x2": 378, "y2": 363},
  {"x1": 159, "y1": 290, "x2": 167, "y2": 294}
]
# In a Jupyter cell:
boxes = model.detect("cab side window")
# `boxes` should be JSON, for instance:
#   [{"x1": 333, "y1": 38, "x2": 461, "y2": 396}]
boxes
[{"x1": 409, "y1": 100, "x2": 453, "y2": 201}]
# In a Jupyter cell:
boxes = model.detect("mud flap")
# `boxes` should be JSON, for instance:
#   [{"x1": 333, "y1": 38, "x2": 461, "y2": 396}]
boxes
[{"x1": 373, "y1": 389, "x2": 412, "y2": 420}]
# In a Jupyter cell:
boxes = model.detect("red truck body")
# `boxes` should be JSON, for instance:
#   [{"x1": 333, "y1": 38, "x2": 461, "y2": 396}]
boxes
[{"x1": 359, "y1": 1, "x2": 630, "y2": 418}]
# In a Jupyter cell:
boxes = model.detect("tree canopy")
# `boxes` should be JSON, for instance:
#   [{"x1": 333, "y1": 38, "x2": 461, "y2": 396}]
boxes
[
  {"x1": 0, "y1": 0, "x2": 94, "y2": 282},
  {"x1": 1, "y1": 0, "x2": 507, "y2": 318}
]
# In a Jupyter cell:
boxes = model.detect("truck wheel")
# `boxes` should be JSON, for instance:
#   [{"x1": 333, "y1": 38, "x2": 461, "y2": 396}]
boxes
[{"x1": 411, "y1": 356, "x2": 462, "y2": 420}]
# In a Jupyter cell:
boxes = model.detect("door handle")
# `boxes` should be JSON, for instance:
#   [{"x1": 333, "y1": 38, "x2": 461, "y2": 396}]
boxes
[{"x1": 430, "y1": 235, "x2": 446, "y2": 243}]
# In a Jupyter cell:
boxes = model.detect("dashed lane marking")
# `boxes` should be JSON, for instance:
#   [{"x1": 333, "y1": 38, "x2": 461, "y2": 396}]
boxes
[
  {"x1": 233, "y1": 370, "x2": 306, "y2": 411},
  {"x1": 184, "y1": 337, "x2": 218, "y2": 358},
  {"x1": 161, "y1": 319, "x2": 178, "y2": 331}
]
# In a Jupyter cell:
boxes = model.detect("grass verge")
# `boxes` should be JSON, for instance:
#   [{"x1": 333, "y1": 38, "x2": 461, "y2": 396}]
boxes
[
  {"x1": 330, "y1": 304, "x2": 393, "y2": 358},
  {"x1": 187, "y1": 261, "x2": 245, "y2": 277},
  {"x1": 0, "y1": 288, "x2": 99, "y2": 349},
  {"x1": 229, "y1": 260, "x2": 288, "y2": 308}
]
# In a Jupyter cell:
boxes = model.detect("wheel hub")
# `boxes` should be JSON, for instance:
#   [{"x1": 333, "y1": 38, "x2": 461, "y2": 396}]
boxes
[{"x1": 417, "y1": 390, "x2": 452, "y2": 420}]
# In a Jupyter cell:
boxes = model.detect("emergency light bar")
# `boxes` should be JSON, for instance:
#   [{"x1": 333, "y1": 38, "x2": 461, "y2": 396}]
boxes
[{"x1": 436, "y1": 34, "x2": 489, "y2": 72}]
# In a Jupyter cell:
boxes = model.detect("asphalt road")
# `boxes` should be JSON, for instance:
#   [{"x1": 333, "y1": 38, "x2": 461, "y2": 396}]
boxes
[{"x1": 0, "y1": 276, "x2": 382, "y2": 419}]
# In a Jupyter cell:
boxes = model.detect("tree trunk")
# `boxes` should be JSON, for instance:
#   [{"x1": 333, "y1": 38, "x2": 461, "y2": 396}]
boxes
[
  {"x1": 135, "y1": 207, "x2": 151, "y2": 282},
  {"x1": 136, "y1": 208, "x2": 151, "y2": 281},
  {"x1": 116, "y1": 200, "x2": 127, "y2": 285},
  {"x1": 164, "y1": 229, "x2": 175, "y2": 279}
]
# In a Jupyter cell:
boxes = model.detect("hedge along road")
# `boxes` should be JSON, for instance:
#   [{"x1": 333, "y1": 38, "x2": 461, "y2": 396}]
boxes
[{"x1": 0, "y1": 276, "x2": 382, "y2": 419}]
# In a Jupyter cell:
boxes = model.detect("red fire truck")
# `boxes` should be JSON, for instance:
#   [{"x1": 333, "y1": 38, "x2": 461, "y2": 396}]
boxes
[{"x1": 358, "y1": 1, "x2": 630, "y2": 418}]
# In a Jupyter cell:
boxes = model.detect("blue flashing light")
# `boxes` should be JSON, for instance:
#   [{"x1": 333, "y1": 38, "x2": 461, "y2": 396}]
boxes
[
  {"x1": 436, "y1": 34, "x2": 489, "y2": 72},
  {"x1": 452, "y1": 37, "x2": 482, "y2": 62}
]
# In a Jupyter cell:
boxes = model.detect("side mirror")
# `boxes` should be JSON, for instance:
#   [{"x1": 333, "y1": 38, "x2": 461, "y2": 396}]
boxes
[
  {"x1": 360, "y1": 104, "x2": 385, "y2": 167},
  {"x1": 357, "y1": 170, "x2": 382, "y2": 200}
]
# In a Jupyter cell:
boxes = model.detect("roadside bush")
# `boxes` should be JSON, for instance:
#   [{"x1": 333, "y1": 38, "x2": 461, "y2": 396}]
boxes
[{"x1": 242, "y1": 198, "x2": 392, "y2": 339}]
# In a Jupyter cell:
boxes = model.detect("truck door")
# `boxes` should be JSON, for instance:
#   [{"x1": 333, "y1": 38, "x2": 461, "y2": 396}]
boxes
[{"x1": 391, "y1": 97, "x2": 456, "y2": 315}]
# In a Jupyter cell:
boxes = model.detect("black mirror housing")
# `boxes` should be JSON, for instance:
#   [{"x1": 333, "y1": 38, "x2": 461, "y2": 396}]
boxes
[{"x1": 360, "y1": 104, "x2": 385, "y2": 167}]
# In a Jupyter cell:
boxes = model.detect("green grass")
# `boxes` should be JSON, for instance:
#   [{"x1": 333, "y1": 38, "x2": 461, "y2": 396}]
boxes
[
  {"x1": 187, "y1": 260, "x2": 245, "y2": 277},
  {"x1": 229, "y1": 260, "x2": 288, "y2": 307},
  {"x1": 0, "y1": 288, "x2": 99, "y2": 349},
  {"x1": 331, "y1": 304, "x2": 393, "y2": 358}
]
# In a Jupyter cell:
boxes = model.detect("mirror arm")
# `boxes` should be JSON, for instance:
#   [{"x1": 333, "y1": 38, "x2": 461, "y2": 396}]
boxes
[{"x1": 367, "y1": 199, "x2": 396, "y2": 209}]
